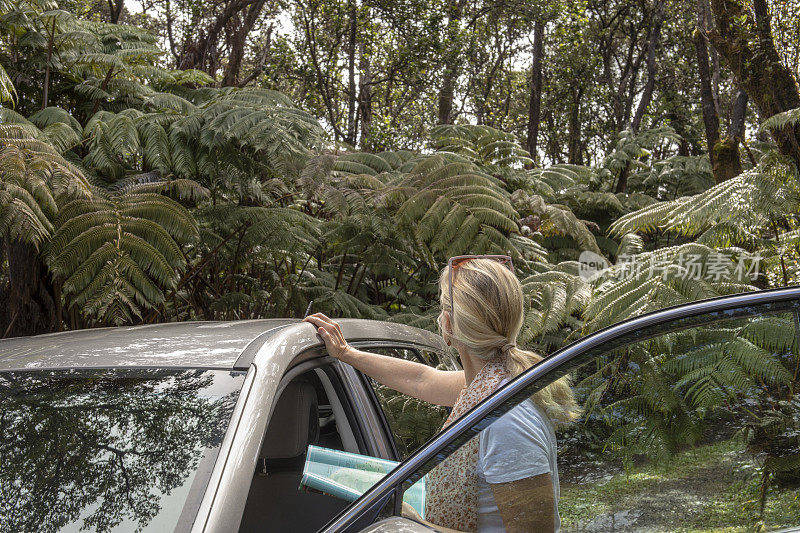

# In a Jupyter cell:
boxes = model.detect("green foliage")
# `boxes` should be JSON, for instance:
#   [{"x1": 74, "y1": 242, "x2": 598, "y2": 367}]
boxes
[
  {"x1": 0, "y1": 63, "x2": 14, "y2": 103},
  {"x1": 609, "y1": 154, "x2": 799, "y2": 248},
  {"x1": 0, "y1": 125, "x2": 90, "y2": 248},
  {"x1": 512, "y1": 190, "x2": 601, "y2": 255},
  {"x1": 430, "y1": 124, "x2": 534, "y2": 169},
  {"x1": 583, "y1": 242, "x2": 758, "y2": 332},
  {"x1": 577, "y1": 310, "x2": 797, "y2": 474},
  {"x1": 46, "y1": 186, "x2": 198, "y2": 324},
  {"x1": 518, "y1": 262, "x2": 589, "y2": 351},
  {"x1": 2, "y1": 0, "x2": 800, "y2": 512},
  {"x1": 604, "y1": 126, "x2": 683, "y2": 179},
  {"x1": 761, "y1": 107, "x2": 800, "y2": 133}
]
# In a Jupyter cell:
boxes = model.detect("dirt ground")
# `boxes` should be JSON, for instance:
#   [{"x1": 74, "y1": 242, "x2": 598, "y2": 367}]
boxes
[{"x1": 558, "y1": 442, "x2": 798, "y2": 532}]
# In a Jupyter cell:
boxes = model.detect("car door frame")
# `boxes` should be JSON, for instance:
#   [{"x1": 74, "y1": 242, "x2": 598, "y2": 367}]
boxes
[{"x1": 320, "y1": 286, "x2": 800, "y2": 532}]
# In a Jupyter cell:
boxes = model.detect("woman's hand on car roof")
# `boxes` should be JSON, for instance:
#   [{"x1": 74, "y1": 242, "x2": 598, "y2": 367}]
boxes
[{"x1": 303, "y1": 313, "x2": 353, "y2": 360}]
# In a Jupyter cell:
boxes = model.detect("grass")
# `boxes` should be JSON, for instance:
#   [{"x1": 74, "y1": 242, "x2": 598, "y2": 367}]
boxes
[{"x1": 559, "y1": 438, "x2": 800, "y2": 532}]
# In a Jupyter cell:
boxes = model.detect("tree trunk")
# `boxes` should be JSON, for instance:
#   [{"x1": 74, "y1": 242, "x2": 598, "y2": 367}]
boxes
[
  {"x1": 178, "y1": 0, "x2": 251, "y2": 74},
  {"x1": 631, "y1": 0, "x2": 665, "y2": 132},
  {"x1": 345, "y1": 1, "x2": 358, "y2": 145},
  {"x1": 568, "y1": 86, "x2": 583, "y2": 165},
  {"x1": 526, "y1": 20, "x2": 544, "y2": 164},
  {"x1": 438, "y1": 69, "x2": 457, "y2": 125},
  {"x1": 695, "y1": 0, "x2": 721, "y2": 178},
  {"x1": 238, "y1": 25, "x2": 273, "y2": 87},
  {"x1": 107, "y1": 0, "x2": 123, "y2": 23},
  {"x1": 712, "y1": 88, "x2": 748, "y2": 182},
  {"x1": 221, "y1": 0, "x2": 268, "y2": 86},
  {"x1": 614, "y1": 0, "x2": 665, "y2": 193},
  {"x1": 712, "y1": 137, "x2": 744, "y2": 182},
  {"x1": 711, "y1": 45, "x2": 721, "y2": 118},
  {"x1": 437, "y1": 0, "x2": 466, "y2": 125},
  {"x1": 358, "y1": 40, "x2": 372, "y2": 150},
  {"x1": 222, "y1": 24, "x2": 247, "y2": 86},
  {"x1": 300, "y1": 7, "x2": 346, "y2": 140},
  {"x1": 4, "y1": 240, "x2": 56, "y2": 338},
  {"x1": 42, "y1": 17, "x2": 55, "y2": 110},
  {"x1": 708, "y1": 0, "x2": 800, "y2": 170},
  {"x1": 667, "y1": 111, "x2": 693, "y2": 156}
]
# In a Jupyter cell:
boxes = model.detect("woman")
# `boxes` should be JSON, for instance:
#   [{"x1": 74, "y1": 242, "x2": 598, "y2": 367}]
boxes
[{"x1": 304, "y1": 256, "x2": 580, "y2": 532}]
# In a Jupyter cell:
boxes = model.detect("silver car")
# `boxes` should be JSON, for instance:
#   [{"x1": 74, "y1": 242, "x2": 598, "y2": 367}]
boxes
[{"x1": 2, "y1": 288, "x2": 800, "y2": 532}]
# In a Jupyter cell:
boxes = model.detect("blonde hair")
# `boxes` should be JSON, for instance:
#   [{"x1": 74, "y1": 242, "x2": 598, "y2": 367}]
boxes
[{"x1": 438, "y1": 258, "x2": 580, "y2": 426}]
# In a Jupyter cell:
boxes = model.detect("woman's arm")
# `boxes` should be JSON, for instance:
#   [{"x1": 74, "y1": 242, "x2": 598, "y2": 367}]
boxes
[
  {"x1": 304, "y1": 313, "x2": 465, "y2": 407},
  {"x1": 491, "y1": 473, "x2": 555, "y2": 533}
]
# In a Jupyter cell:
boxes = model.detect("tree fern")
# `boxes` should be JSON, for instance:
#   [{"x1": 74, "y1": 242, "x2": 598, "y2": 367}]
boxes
[
  {"x1": 46, "y1": 186, "x2": 198, "y2": 324},
  {"x1": 0, "y1": 63, "x2": 15, "y2": 103},
  {"x1": 609, "y1": 152, "x2": 799, "y2": 248},
  {"x1": 583, "y1": 242, "x2": 759, "y2": 332},
  {"x1": 430, "y1": 124, "x2": 533, "y2": 169},
  {"x1": 0, "y1": 125, "x2": 90, "y2": 248},
  {"x1": 761, "y1": 107, "x2": 800, "y2": 133},
  {"x1": 513, "y1": 191, "x2": 601, "y2": 254}
]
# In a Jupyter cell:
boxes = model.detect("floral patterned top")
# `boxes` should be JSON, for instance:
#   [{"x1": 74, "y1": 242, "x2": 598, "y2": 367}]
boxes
[{"x1": 424, "y1": 358, "x2": 508, "y2": 532}]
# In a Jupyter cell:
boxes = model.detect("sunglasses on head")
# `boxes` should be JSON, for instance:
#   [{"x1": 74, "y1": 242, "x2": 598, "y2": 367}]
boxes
[{"x1": 446, "y1": 255, "x2": 514, "y2": 331}]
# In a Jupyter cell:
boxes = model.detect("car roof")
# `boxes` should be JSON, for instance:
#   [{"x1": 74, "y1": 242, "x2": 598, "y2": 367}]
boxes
[{"x1": 0, "y1": 318, "x2": 447, "y2": 371}]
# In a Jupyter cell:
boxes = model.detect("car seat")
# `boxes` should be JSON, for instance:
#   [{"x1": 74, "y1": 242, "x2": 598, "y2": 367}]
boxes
[{"x1": 238, "y1": 379, "x2": 349, "y2": 532}]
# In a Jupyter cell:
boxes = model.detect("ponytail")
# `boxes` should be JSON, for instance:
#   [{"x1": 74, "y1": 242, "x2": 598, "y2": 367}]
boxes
[{"x1": 505, "y1": 346, "x2": 581, "y2": 427}]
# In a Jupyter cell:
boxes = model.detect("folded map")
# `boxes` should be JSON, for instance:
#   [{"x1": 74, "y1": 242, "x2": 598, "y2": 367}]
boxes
[{"x1": 300, "y1": 445, "x2": 426, "y2": 517}]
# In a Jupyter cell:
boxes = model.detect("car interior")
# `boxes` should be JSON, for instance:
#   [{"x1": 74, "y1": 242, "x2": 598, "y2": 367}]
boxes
[{"x1": 238, "y1": 365, "x2": 361, "y2": 532}]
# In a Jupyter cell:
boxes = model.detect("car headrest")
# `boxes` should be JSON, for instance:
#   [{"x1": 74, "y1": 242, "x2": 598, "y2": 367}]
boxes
[{"x1": 261, "y1": 380, "x2": 319, "y2": 460}]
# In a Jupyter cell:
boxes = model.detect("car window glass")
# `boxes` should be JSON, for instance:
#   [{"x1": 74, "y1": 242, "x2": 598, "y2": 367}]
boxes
[
  {"x1": 391, "y1": 306, "x2": 800, "y2": 532},
  {"x1": 0, "y1": 368, "x2": 246, "y2": 533},
  {"x1": 362, "y1": 347, "x2": 450, "y2": 459}
]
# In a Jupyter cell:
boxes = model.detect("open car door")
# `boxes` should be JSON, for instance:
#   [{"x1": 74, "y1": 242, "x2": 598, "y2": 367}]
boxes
[{"x1": 321, "y1": 287, "x2": 800, "y2": 533}]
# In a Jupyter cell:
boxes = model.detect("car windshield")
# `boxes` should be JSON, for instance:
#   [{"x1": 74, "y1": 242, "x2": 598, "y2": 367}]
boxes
[{"x1": 0, "y1": 368, "x2": 246, "y2": 533}]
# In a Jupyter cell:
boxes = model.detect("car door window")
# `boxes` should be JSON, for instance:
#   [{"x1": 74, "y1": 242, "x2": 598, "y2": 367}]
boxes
[
  {"x1": 338, "y1": 295, "x2": 800, "y2": 533},
  {"x1": 555, "y1": 310, "x2": 800, "y2": 532},
  {"x1": 360, "y1": 347, "x2": 453, "y2": 459}
]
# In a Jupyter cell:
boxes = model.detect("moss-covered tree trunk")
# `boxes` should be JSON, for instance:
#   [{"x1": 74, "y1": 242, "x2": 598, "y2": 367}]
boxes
[{"x1": 708, "y1": 0, "x2": 800, "y2": 170}]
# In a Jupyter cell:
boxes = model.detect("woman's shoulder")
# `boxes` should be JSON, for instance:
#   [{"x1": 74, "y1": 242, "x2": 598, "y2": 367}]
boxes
[
  {"x1": 478, "y1": 399, "x2": 555, "y2": 477},
  {"x1": 483, "y1": 399, "x2": 553, "y2": 442}
]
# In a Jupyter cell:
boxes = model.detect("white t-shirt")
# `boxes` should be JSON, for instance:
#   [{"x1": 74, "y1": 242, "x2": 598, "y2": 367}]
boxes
[{"x1": 475, "y1": 397, "x2": 560, "y2": 532}]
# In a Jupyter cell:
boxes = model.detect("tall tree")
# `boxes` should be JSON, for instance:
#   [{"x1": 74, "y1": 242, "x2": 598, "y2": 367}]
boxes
[
  {"x1": 437, "y1": 0, "x2": 467, "y2": 124},
  {"x1": 707, "y1": 0, "x2": 800, "y2": 170},
  {"x1": 357, "y1": 39, "x2": 372, "y2": 149},
  {"x1": 220, "y1": 0, "x2": 271, "y2": 86},
  {"x1": 616, "y1": 0, "x2": 666, "y2": 193},
  {"x1": 696, "y1": 0, "x2": 747, "y2": 183},
  {"x1": 630, "y1": 0, "x2": 665, "y2": 132},
  {"x1": 0, "y1": 127, "x2": 90, "y2": 337},
  {"x1": 162, "y1": 0, "x2": 272, "y2": 84},
  {"x1": 345, "y1": 0, "x2": 358, "y2": 144},
  {"x1": 526, "y1": 20, "x2": 544, "y2": 162}
]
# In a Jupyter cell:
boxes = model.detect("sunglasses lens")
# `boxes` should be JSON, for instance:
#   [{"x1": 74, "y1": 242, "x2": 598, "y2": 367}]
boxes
[
  {"x1": 451, "y1": 257, "x2": 471, "y2": 270},
  {"x1": 450, "y1": 255, "x2": 513, "y2": 271}
]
